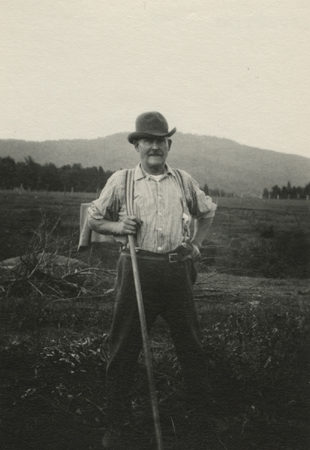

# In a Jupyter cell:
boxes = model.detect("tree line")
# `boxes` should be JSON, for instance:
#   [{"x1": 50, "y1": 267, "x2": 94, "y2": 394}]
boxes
[
  {"x1": 0, "y1": 156, "x2": 114, "y2": 193},
  {"x1": 262, "y1": 182, "x2": 310, "y2": 199},
  {"x1": 2, "y1": 156, "x2": 308, "y2": 199},
  {"x1": 0, "y1": 156, "x2": 234, "y2": 196}
]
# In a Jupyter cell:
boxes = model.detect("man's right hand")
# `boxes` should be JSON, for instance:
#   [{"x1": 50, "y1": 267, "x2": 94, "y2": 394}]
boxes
[{"x1": 115, "y1": 216, "x2": 142, "y2": 235}]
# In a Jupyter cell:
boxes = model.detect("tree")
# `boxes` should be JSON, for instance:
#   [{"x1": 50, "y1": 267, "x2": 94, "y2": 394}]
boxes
[
  {"x1": 39, "y1": 163, "x2": 61, "y2": 191},
  {"x1": 262, "y1": 188, "x2": 269, "y2": 199},
  {"x1": 271, "y1": 185, "x2": 281, "y2": 199},
  {"x1": 0, "y1": 157, "x2": 16, "y2": 188}
]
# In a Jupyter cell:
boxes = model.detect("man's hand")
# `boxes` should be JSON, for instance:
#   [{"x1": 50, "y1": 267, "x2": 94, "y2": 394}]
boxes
[
  {"x1": 190, "y1": 242, "x2": 201, "y2": 261},
  {"x1": 115, "y1": 216, "x2": 142, "y2": 235},
  {"x1": 175, "y1": 242, "x2": 201, "y2": 261}
]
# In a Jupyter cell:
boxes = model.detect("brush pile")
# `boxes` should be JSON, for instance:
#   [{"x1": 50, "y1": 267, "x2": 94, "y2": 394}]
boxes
[
  {"x1": 0, "y1": 250, "x2": 115, "y2": 302},
  {"x1": 0, "y1": 217, "x2": 116, "y2": 318}
]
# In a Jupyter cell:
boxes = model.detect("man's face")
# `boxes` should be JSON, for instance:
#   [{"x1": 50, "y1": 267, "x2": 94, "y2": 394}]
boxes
[{"x1": 135, "y1": 137, "x2": 171, "y2": 174}]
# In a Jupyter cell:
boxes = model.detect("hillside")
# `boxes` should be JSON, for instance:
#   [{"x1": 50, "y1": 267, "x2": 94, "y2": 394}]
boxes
[{"x1": 1, "y1": 133, "x2": 309, "y2": 195}]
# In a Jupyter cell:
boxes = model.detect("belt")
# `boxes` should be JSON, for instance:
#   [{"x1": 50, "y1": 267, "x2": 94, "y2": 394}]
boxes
[{"x1": 121, "y1": 249, "x2": 189, "y2": 264}]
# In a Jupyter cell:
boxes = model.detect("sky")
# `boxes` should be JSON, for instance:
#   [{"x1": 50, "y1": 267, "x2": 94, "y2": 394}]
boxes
[{"x1": 0, "y1": 0, "x2": 309, "y2": 158}]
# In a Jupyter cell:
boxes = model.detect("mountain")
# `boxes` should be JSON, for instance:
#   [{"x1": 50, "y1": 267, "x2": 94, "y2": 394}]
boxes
[{"x1": 0, "y1": 133, "x2": 309, "y2": 195}]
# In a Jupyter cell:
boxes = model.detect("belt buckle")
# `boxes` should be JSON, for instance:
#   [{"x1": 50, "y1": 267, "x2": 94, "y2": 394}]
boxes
[{"x1": 168, "y1": 252, "x2": 179, "y2": 263}]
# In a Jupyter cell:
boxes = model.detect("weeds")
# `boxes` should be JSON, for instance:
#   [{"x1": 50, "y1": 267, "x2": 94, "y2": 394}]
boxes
[
  {"x1": 203, "y1": 228, "x2": 310, "y2": 278},
  {"x1": 1, "y1": 303, "x2": 309, "y2": 450}
]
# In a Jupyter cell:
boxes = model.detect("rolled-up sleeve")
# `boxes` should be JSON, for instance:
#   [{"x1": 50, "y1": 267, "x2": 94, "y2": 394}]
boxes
[
  {"x1": 186, "y1": 173, "x2": 217, "y2": 219},
  {"x1": 197, "y1": 194, "x2": 217, "y2": 219},
  {"x1": 88, "y1": 171, "x2": 123, "y2": 222}
]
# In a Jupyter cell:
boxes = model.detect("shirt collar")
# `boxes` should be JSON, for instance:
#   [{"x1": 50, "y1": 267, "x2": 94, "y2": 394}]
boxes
[{"x1": 134, "y1": 163, "x2": 175, "y2": 181}]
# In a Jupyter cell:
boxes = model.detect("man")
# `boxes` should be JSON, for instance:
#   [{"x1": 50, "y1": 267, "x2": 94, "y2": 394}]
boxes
[{"x1": 88, "y1": 111, "x2": 217, "y2": 447}]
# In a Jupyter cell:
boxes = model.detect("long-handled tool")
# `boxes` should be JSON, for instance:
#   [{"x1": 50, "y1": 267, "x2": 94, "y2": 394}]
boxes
[{"x1": 128, "y1": 234, "x2": 164, "y2": 450}]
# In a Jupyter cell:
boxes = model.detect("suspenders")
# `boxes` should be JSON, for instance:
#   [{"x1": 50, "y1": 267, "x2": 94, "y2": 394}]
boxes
[
  {"x1": 124, "y1": 168, "x2": 135, "y2": 216},
  {"x1": 124, "y1": 167, "x2": 188, "y2": 216},
  {"x1": 123, "y1": 167, "x2": 191, "y2": 247},
  {"x1": 173, "y1": 168, "x2": 187, "y2": 204}
]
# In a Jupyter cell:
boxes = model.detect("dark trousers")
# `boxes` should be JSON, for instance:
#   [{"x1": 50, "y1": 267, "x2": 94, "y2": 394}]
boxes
[{"x1": 106, "y1": 252, "x2": 208, "y2": 423}]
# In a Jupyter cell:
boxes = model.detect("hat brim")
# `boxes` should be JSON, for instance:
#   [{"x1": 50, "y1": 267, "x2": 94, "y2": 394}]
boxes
[{"x1": 128, "y1": 127, "x2": 176, "y2": 144}]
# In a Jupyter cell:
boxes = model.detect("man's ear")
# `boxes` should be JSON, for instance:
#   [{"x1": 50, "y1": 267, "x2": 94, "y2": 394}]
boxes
[
  {"x1": 133, "y1": 140, "x2": 139, "y2": 152},
  {"x1": 167, "y1": 139, "x2": 172, "y2": 151}
]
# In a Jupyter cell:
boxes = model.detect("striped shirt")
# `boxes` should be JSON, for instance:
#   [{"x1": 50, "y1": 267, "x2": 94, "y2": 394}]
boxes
[{"x1": 88, "y1": 163, "x2": 217, "y2": 253}]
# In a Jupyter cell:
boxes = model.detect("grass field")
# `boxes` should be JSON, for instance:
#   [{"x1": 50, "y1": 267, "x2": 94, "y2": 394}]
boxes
[
  {"x1": 0, "y1": 190, "x2": 309, "y2": 277},
  {"x1": 0, "y1": 190, "x2": 309, "y2": 449}
]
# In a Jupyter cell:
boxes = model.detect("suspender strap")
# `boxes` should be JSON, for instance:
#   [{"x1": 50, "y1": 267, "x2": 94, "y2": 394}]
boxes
[
  {"x1": 124, "y1": 168, "x2": 135, "y2": 216},
  {"x1": 173, "y1": 168, "x2": 185, "y2": 197},
  {"x1": 173, "y1": 168, "x2": 187, "y2": 210},
  {"x1": 174, "y1": 168, "x2": 198, "y2": 217}
]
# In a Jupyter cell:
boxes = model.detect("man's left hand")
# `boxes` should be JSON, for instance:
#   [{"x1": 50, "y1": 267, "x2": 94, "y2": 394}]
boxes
[
  {"x1": 176, "y1": 242, "x2": 201, "y2": 261},
  {"x1": 189, "y1": 242, "x2": 201, "y2": 261}
]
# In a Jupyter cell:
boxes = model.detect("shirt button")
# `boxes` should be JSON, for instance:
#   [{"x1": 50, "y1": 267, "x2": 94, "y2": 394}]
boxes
[
  {"x1": 158, "y1": 212, "x2": 162, "y2": 216},
  {"x1": 157, "y1": 246, "x2": 162, "y2": 251}
]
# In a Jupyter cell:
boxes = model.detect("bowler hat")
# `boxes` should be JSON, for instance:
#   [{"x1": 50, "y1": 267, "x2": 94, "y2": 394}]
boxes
[{"x1": 128, "y1": 111, "x2": 176, "y2": 144}]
